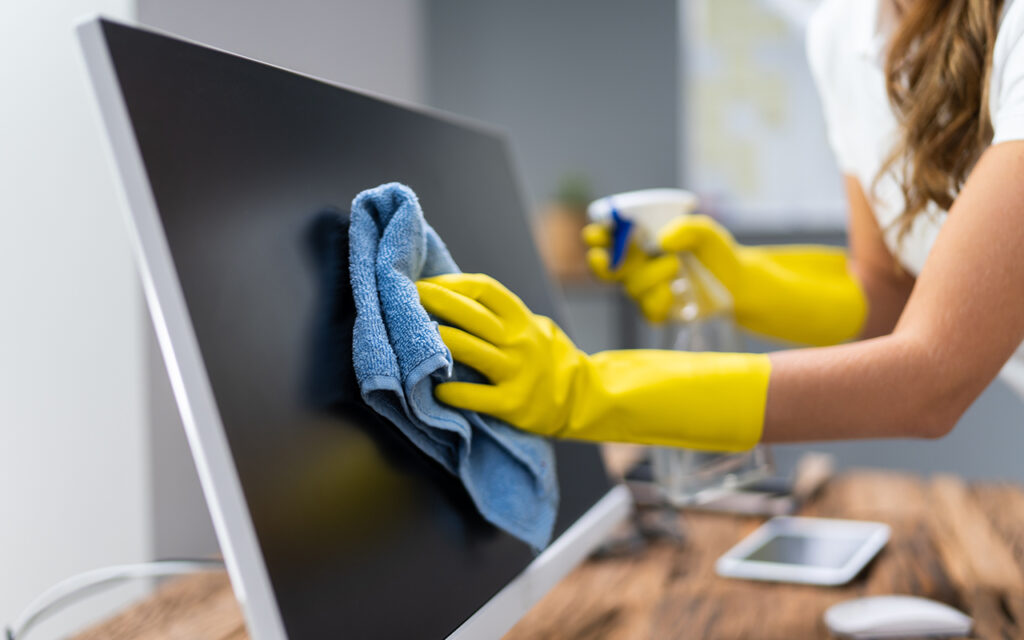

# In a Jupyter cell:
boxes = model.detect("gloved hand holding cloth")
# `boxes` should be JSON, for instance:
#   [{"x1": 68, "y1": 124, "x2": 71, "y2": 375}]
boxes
[{"x1": 417, "y1": 273, "x2": 771, "y2": 452}]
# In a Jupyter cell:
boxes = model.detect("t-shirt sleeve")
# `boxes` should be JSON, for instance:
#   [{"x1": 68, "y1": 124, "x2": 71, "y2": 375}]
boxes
[
  {"x1": 992, "y1": 2, "x2": 1024, "y2": 144},
  {"x1": 806, "y1": 1, "x2": 857, "y2": 173}
]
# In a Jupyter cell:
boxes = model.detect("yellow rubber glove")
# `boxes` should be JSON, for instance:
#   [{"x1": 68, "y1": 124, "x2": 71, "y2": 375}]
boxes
[
  {"x1": 584, "y1": 215, "x2": 868, "y2": 347},
  {"x1": 416, "y1": 273, "x2": 771, "y2": 452}
]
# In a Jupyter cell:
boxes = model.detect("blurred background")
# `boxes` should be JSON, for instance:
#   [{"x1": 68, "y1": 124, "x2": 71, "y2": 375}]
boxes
[{"x1": 2, "y1": 0, "x2": 1020, "y2": 635}]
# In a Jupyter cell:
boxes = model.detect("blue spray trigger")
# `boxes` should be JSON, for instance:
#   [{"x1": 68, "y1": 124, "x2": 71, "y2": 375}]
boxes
[{"x1": 609, "y1": 205, "x2": 633, "y2": 270}]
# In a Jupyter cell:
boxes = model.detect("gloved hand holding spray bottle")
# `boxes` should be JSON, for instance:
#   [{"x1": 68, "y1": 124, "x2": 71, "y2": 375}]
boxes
[{"x1": 587, "y1": 188, "x2": 773, "y2": 505}]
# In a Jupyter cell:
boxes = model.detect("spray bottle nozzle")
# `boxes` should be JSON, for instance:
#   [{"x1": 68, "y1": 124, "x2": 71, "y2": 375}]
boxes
[
  {"x1": 609, "y1": 204, "x2": 634, "y2": 270},
  {"x1": 588, "y1": 189, "x2": 699, "y2": 271},
  {"x1": 588, "y1": 189, "x2": 733, "y2": 323}
]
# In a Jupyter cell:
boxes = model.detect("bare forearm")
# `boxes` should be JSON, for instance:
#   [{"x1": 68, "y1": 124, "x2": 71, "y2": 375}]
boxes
[
  {"x1": 851, "y1": 260, "x2": 914, "y2": 339},
  {"x1": 761, "y1": 335, "x2": 982, "y2": 443},
  {"x1": 844, "y1": 175, "x2": 915, "y2": 340},
  {"x1": 762, "y1": 147, "x2": 1024, "y2": 444}
]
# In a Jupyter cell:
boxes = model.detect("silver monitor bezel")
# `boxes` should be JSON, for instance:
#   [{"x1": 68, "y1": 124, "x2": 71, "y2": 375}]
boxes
[{"x1": 77, "y1": 17, "x2": 631, "y2": 639}]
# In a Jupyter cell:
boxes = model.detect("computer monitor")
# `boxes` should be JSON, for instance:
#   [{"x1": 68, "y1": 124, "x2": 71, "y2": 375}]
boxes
[{"x1": 78, "y1": 17, "x2": 630, "y2": 640}]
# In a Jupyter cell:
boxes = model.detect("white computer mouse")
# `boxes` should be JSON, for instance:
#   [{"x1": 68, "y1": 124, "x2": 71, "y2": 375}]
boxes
[{"x1": 824, "y1": 595, "x2": 972, "y2": 639}]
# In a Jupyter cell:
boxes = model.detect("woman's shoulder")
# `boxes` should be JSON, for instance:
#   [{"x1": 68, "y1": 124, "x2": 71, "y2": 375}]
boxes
[
  {"x1": 807, "y1": 0, "x2": 860, "y2": 34},
  {"x1": 991, "y1": 0, "x2": 1024, "y2": 128},
  {"x1": 807, "y1": 0, "x2": 846, "y2": 50},
  {"x1": 995, "y1": 0, "x2": 1024, "y2": 62},
  {"x1": 806, "y1": 0, "x2": 864, "y2": 84}
]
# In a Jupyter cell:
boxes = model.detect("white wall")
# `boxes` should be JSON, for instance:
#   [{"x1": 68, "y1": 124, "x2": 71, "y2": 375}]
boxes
[{"x1": 0, "y1": 0, "x2": 150, "y2": 635}]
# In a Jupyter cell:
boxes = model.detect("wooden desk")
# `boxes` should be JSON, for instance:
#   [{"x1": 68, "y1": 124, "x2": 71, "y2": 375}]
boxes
[{"x1": 75, "y1": 471, "x2": 1024, "y2": 639}]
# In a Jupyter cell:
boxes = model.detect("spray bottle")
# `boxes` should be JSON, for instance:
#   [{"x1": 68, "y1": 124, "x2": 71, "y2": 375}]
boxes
[
  {"x1": 586, "y1": 188, "x2": 772, "y2": 506},
  {"x1": 586, "y1": 188, "x2": 739, "y2": 352}
]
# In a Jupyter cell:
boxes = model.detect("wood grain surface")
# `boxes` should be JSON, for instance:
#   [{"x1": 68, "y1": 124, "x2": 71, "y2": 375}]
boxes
[{"x1": 74, "y1": 470, "x2": 1024, "y2": 639}]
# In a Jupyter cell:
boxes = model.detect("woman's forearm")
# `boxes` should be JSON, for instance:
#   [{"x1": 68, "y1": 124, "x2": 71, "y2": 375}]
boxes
[
  {"x1": 851, "y1": 261, "x2": 915, "y2": 339},
  {"x1": 843, "y1": 175, "x2": 916, "y2": 340},
  {"x1": 762, "y1": 333, "x2": 988, "y2": 443},
  {"x1": 764, "y1": 145, "x2": 1024, "y2": 444}
]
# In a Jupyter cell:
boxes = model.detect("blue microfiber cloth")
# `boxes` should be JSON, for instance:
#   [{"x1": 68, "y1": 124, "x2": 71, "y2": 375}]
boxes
[{"x1": 348, "y1": 182, "x2": 559, "y2": 550}]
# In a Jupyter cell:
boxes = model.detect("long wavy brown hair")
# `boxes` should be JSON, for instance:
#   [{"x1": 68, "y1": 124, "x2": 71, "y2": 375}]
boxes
[{"x1": 880, "y1": 0, "x2": 1005, "y2": 239}]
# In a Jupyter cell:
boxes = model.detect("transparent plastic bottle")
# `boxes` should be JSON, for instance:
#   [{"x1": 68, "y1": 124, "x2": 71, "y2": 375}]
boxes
[{"x1": 649, "y1": 254, "x2": 774, "y2": 507}]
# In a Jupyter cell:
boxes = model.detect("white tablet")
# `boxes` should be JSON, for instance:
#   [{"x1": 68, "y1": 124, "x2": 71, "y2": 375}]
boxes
[{"x1": 716, "y1": 516, "x2": 890, "y2": 586}]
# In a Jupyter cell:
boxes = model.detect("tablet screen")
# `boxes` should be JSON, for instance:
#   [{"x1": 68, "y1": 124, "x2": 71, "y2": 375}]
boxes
[{"x1": 743, "y1": 533, "x2": 867, "y2": 569}]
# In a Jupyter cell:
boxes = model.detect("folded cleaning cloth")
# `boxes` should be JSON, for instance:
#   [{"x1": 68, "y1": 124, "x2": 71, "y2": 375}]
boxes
[{"x1": 349, "y1": 182, "x2": 559, "y2": 550}]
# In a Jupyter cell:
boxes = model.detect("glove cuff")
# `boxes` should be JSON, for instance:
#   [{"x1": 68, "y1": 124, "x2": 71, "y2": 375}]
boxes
[{"x1": 563, "y1": 350, "x2": 771, "y2": 452}]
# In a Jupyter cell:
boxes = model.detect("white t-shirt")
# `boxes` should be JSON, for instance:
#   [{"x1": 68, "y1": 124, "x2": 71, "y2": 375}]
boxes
[{"x1": 807, "y1": 0, "x2": 1024, "y2": 400}]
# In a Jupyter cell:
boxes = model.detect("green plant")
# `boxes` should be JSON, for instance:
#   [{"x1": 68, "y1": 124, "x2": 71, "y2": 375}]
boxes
[{"x1": 553, "y1": 173, "x2": 593, "y2": 211}]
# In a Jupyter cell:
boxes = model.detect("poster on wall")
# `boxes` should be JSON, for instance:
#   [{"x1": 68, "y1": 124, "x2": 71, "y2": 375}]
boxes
[{"x1": 681, "y1": 0, "x2": 846, "y2": 233}]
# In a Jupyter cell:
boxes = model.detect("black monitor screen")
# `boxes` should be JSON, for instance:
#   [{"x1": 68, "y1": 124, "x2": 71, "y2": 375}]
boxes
[{"x1": 98, "y1": 19, "x2": 612, "y2": 640}]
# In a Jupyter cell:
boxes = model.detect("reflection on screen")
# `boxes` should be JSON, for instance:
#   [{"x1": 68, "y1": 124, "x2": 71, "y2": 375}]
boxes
[{"x1": 744, "y1": 534, "x2": 864, "y2": 569}]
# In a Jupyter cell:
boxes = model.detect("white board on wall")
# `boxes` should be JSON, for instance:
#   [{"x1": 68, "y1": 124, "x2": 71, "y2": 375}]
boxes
[{"x1": 679, "y1": 0, "x2": 846, "y2": 232}]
